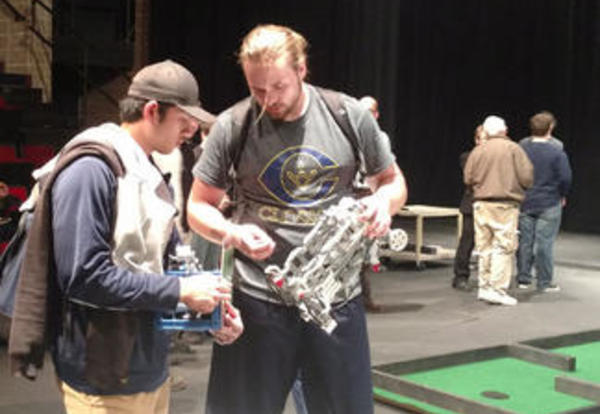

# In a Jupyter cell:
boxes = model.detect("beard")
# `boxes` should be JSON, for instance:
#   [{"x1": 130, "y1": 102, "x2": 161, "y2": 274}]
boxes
[{"x1": 265, "y1": 78, "x2": 304, "y2": 121}]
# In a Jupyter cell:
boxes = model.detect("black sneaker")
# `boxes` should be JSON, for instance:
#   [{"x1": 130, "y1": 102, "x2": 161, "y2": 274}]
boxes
[
  {"x1": 539, "y1": 284, "x2": 560, "y2": 293},
  {"x1": 452, "y1": 278, "x2": 471, "y2": 292}
]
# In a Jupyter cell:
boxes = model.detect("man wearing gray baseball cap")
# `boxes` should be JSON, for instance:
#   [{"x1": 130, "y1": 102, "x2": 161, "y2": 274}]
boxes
[
  {"x1": 9, "y1": 60, "x2": 242, "y2": 414},
  {"x1": 127, "y1": 59, "x2": 216, "y2": 128}
]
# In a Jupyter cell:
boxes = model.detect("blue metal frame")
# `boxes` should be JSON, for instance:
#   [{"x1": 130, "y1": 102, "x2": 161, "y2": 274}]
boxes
[{"x1": 157, "y1": 270, "x2": 222, "y2": 332}]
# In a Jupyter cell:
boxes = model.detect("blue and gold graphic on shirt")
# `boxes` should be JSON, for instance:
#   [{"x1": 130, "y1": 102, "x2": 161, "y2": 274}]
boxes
[{"x1": 259, "y1": 146, "x2": 339, "y2": 206}]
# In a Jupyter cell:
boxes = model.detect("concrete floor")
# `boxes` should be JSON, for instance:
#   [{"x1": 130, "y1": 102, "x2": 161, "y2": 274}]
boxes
[{"x1": 1, "y1": 223, "x2": 599, "y2": 414}]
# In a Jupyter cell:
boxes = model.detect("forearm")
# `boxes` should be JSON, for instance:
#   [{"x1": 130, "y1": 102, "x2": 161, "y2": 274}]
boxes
[
  {"x1": 55, "y1": 246, "x2": 180, "y2": 311},
  {"x1": 187, "y1": 198, "x2": 235, "y2": 245},
  {"x1": 367, "y1": 163, "x2": 408, "y2": 215}
]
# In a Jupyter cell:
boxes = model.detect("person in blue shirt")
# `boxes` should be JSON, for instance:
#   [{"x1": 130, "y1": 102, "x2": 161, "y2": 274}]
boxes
[
  {"x1": 48, "y1": 60, "x2": 243, "y2": 413},
  {"x1": 517, "y1": 111, "x2": 572, "y2": 292}
]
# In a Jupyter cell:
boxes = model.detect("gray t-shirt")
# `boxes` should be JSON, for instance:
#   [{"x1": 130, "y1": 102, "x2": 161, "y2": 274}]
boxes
[{"x1": 193, "y1": 84, "x2": 395, "y2": 303}]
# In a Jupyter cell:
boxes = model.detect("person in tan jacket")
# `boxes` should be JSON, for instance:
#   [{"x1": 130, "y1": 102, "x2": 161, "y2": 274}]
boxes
[{"x1": 464, "y1": 115, "x2": 533, "y2": 305}]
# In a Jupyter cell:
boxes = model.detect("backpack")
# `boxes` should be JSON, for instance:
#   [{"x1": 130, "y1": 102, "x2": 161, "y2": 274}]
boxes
[
  {"x1": 0, "y1": 142, "x2": 124, "y2": 343},
  {"x1": 0, "y1": 212, "x2": 32, "y2": 340}
]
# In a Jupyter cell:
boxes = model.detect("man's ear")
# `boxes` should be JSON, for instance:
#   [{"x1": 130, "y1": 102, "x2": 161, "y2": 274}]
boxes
[
  {"x1": 142, "y1": 100, "x2": 160, "y2": 123},
  {"x1": 297, "y1": 62, "x2": 307, "y2": 81}
]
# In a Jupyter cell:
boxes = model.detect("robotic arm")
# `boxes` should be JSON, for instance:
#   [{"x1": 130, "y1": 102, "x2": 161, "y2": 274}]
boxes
[{"x1": 265, "y1": 197, "x2": 407, "y2": 334}]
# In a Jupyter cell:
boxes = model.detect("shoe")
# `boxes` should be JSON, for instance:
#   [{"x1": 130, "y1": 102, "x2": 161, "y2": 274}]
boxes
[
  {"x1": 169, "y1": 374, "x2": 188, "y2": 392},
  {"x1": 478, "y1": 289, "x2": 517, "y2": 306},
  {"x1": 371, "y1": 263, "x2": 388, "y2": 273},
  {"x1": 494, "y1": 291, "x2": 518, "y2": 306},
  {"x1": 452, "y1": 278, "x2": 471, "y2": 292},
  {"x1": 539, "y1": 284, "x2": 560, "y2": 293},
  {"x1": 518, "y1": 283, "x2": 530, "y2": 289},
  {"x1": 364, "y1": 301, "x2": 384, "y2": 313},
  {"x1": 477, "y1": 288, "x2": 491, "y2": 301},
  {"x1": 169, "y1": 340, "x2": 195, "y2": 354}
]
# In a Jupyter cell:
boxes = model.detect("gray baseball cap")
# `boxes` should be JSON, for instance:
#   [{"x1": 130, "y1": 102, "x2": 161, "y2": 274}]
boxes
[{"x1": 127, "y1": 59, "x2": 216, "y2": 125}]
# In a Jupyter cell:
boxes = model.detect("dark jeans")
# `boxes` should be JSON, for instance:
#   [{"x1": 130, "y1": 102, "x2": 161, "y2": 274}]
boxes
[
  {"x1": 453, "y1": 213, "x2": 474, "y2": 282},
  {"x1": 205, "y1": 290, "x2": 373, "y2": 414},
  {"x1": 517, "y1": 203, "x2": 562, "y2": 289}
]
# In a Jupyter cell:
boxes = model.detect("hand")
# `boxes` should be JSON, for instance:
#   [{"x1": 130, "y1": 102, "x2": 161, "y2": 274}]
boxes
[
  {"x1": 358, "y1": 194, "x2": 392, "y2": 239},
  {"x1": 211, "y1": 301, "x2": 244, "y2": 345},
  {"x1": 179, "y1": 275, "x2": 231, "y2": 314},
  {"x1": 222, "y1": 223, "x2": 275, "y2": 261}
]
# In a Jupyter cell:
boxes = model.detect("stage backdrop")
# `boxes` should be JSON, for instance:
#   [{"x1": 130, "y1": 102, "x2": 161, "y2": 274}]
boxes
[{"x1": 150, "y1": 0, "x2": 600, "y2": 233}]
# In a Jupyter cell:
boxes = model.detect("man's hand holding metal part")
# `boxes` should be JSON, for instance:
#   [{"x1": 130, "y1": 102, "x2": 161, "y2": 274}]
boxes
[
  {"x1": 358, "y1": 193, "x2": 393, "y2": 239},
  {"x1": 222, "y1": 223, "x2": 276, "y2": 261},
  {"x1": 211, "y1": 301, "x2": 244, "y2": 345},
  {"x1": 179, "y1": 275, "x2": 232, "y2": 314}
]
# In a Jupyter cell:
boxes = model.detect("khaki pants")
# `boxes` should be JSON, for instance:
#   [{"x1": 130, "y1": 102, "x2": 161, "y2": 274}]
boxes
[
  {"x1": 473, "y1": 201, "x2": 519, "y2": 293},
  {"x1": 58, "y1": 378, "x2": 170, "y2": 414}
]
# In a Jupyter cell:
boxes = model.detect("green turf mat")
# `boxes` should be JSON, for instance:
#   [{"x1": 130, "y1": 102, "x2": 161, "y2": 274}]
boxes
[
  {"x1": 375, "y1": 356, "x2": 597, "y2": 413},
  {"x1": 403, "y1": 357, "x2": 595, "y2": 413},
  {"x1": 553, "y1": 342, "x2": 600, "y2": 383},
  {"x1": 374, "y1": 386, "x2": 455, "y2": 414},
  {"x1": 374, "y1": 340, "x2": 600, "y2": 413}
]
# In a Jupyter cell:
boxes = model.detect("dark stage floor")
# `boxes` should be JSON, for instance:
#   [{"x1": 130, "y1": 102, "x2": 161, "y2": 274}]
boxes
[{"x1": 1, "y1": 223, "x2": 599, "y2": 414}]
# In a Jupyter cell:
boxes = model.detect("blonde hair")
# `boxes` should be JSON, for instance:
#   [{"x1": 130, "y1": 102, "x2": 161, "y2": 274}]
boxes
[{"x1": 238, "y1": 24, "x2": 308, "y2": 69}]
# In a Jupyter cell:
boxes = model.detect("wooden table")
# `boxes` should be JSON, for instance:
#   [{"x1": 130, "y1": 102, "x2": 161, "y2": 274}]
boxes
[{"x1": 382, "y1": 204, "x2": 462, "y2": 270}]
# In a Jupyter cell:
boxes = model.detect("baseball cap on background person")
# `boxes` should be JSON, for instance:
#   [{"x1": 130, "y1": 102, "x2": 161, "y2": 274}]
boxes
[{"x1": 127, "y1": 59, "x2": 216, "y2": 127}]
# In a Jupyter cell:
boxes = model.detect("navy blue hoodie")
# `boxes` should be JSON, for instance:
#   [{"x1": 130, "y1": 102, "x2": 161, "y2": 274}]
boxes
[{"x1": 520, "y1": 140, "x2": 572, "y2": 214}]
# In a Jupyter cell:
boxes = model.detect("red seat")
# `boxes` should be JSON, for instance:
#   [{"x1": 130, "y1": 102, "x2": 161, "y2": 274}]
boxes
[
  {"x1": 0, "y1": 96, "x2": 19, "y2": 110},
  {"x1": 22, "y1": 145, "x2": 55, "y2": 167},
  {"x1": 0, "y1": 145, "x2": 18, "y2": 163},
  {"x1": 8, "y1": 186, "x2": 27, "y2": 202}
]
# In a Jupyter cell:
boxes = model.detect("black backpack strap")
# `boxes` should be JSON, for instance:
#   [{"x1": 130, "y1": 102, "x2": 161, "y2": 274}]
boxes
[
  {"x1": 221, "y1": 97, "x2": 255, "y2": 217},
  {"x1": 229, "y1": 97, "x2": 255, "y2": 172},
  {"x1": 315, "y1": 86, "x2": 362, "y2": 166}
]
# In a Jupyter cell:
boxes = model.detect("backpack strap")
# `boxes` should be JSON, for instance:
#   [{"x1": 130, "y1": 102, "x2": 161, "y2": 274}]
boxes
[
  {"x1": 315, "y1": 86, "x2": 362, "y2": 167},
  {"x1": 221, "y1": 97, "x2": 255, "y2": 217},
  {"x1": 229, "y1": 97, "x2": 255, "y2": 173}
]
